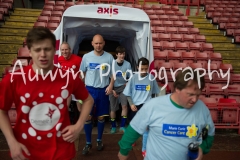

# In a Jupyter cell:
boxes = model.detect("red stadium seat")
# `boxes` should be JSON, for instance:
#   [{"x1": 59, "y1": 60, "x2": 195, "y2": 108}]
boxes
[
  {"x1": 158, "y1": 15, "x2": 169, "y2": 21},
  {"x1": 151, "y1": 26, "x2": 155, "y2": 33},
  {"x1": 155, "y1": 10, "x2": 165, "y2": 15},
  {"x1": 202, "y1": 43, "x2": 213, "y2": 52},
  {"x1": 203, "y1": 63, "x2": 218, "y2": 71},
  {"x1": 65, "y1": 1, "x2": 75, "y2": 8},
  {"x1": 34, "y1": 22, "x2": 47, "y2": 27},
  {"x1": 178, "y1": 27, "x2": 189, "y2": 34},
  {"x1": 18, "y1": 46, "x2": 31, "y2": 59},
  {"x1": 188, "y1": 28, "x2": 200, "y2": 34},
  {"x1": 161, "y1": 5, "x2": 171, "y2": 10},
  {"x1": 0, "y1": 2, "x2": 13, "y2": 9},
  {"x1": 158, "y1": 62, "x2": 174, "y2": 71},
  {"x1": 173, "y1": 21, "x2": 183, "y2": 27},
  {"x1": 233, "y1": 29, "x2": 240, "y2": 36},
  {"x1": 201, "y1": 97, "x2": 218, "y2": 107},
  {"x1": 194, "y1": 35, "x2": 206, "y2": 42},
  {"x1": 175, "y1": 42, "x2": 188, "y2": 51},
  {"x1": 43, "y1": 5, "x2": 54, "y2": 11},
  {"x1": 168, "y1": 51, "x2": 181, "y2": 63},
  {"x1": 154, "y1": 59, "x2": 166, "y2": 69},
  {"x1": 159, "y1": 33, "x2": 171, "y2": 41},
  {"x1": 179, "y1": 16, "x2": 188, "y2": 21},
  {"x1": 165, "y1": 10, "x2": 175, "y2": 15},
  {"x1": 153, "y1": 41, "x2": 161, "y2": 49},
  {"x1": 155, "y1": 27, "x2": 165, "y2": 33},
  {"x1": 51, "y1": 11, "x2": 63, "y2": 17},
  {"x1": 55, "y1": 1, "x2": 65, "y2": 6},
  {"x1": 49, "y1": 16, "x2": 61, "y2": 23},
  {"x1": 162, "y1": 41, "x2": 175, "y2": 50},
  {"x1": 145, "y1": 10, "x2": 155, "y2": 15},
  {"x1": 37, "y1": 16, "x2": 49, "y2": 23},
  {"x1": 183, "y1": 21, "x2": 194, "y2": 28},
  {"x1": 231, "y1": 74, "x2": 240, "y2": 84},
  {"x1": 209, "y1": 52, "x2": 222, "y2": 67},
  {"x1": 151, "y1": 20, "x2": 162, "y2": 26},
  {"x1": 45, "y1": 0, "x2": 55, "y2": 5},
  {"x1": 182, "y1": 51, "x2": 195, "y2": 64},
  {"x1": 195, "y1": 52, "x2": 208, "y2": 61},
  {"x1": 225, "y1": 23, "x2": 238, "y2": 29},
  {"x1": 47, "y1": 22, "x2": 59, "y2": 30},
  {"x1": 189, "y1": 42, "x2": 201, "y2": 51},
  {"x1": 142, "y1": 4, "x2": 152, "y2": 10},
  {"x1": 174, "y1": 63, "x2": 188, "y2": 71},
  {"x1": 162, "y1": 21, "x2": 173, "y2": 27},
  {"x1": 204, "y1": 73, "x2": 215, "y2": 83},
  {"x1": 219, "y1": 63, "x2": 233, "y2": 73},
  {"x1": 169, "y1": 15, "x2": 179, "y2": 21},
  {"x1": 151, "y1": 5, "x2": 161, "y2": 10},
  {"x1": 152, "y1": 33, "x2": 159, "y2": 41},
  {"x1": 207, "y1": 84, "x2": 225, "y2": 96},
  {"x1": 149, "y1": 15, "x2": 158, "y2": 20},
  {"x1": 183, "y1": 34, "x2": 194, "y2": 42},
  {"x1": 174, "y1": 11, "x2": 184, "y2": 16},
  {"x1": 154, "y1": 50, "x2": 167, "y2": 60},
  {"x1": 165, "y1": 27, "x2": 177, "y2": 34},
  {"x1": 41, "y1": 10, "x2": 51, "y2": 17},
  {"x1": 228, "y1": 96, "x2": 240, "y2": 103},
  {"x1": 189, "y1": 63, "x2": 203, "y2": 70},
  {"x1": 54, "y1": 6, "x2": 65, "y2": 12},
  {"x1": 76, "y1": 2, "x2": 84, "y2": 5},
  {"x1": 133, "y1": 4, "x2": 142, "y2": 9},
  {"x1": 171, "y1": 6, "x2": 179, "y2": 11}
]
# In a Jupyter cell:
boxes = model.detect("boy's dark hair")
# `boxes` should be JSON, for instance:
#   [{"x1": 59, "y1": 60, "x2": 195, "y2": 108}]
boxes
[
  {"x1": 116, "y1": 46, "x2": 125, "y2": 54},
  {"x1": 174, "y1": 69, "x2": 205, "y2": 91},
  {"x1": 26, "y1": 27, "x2": 56, "y2": 50},
  {"x1": 137, "y1": 57, "x2": 149, "y2": 66}
]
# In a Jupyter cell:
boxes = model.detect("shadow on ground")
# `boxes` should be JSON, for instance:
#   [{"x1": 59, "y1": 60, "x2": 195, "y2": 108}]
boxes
[{"x1": 0, "y1": 129, "x2": 240, "y2": 160}]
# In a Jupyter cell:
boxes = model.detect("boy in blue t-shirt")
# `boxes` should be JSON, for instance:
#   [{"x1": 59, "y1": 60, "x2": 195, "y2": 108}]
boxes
[
  {"x1": 109, "y1": 46, "x2": 132, "y2": 134},
  {"x1": 123, "y1": 57, "x2": 160, "y2": 157}
]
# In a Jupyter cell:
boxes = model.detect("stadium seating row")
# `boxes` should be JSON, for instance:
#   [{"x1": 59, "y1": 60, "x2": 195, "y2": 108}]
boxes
[
  {"x1": 37, "y1": 15, "x2": 61, "y2": 23},
  {"x1": 203, "y1": 0, "x2": 239, "y2": 5},
  {"x1": 153, "y1": 41, "x2": 214, "y2": 52},
  {"x1": 151, "y1": 20, "x2": 193, "y2": 27},
  {"x1": 207, "y1": 12, "x2": 240, "y2": 19},
  {"x1": 0, "y1": 1, "x2": 13, "y2": 10},
  {"x1": 34, "y1": 21, "x2": 59, "y2": 30},
  {"x1": 152, "y1": 33, "x2": 205, "y2": 42},
  {"x1": 154, "y1": 62, "x2": 232, "y2": 73},
  {"x1": 205, "y1": 4, "x2": 240, "y2": 10},
  {"x1": 154, "y1": 51, "x2": 221, "y2": 62},
  {"x1": 152, "y1": 26, "x2": 200, "y2": 34}
]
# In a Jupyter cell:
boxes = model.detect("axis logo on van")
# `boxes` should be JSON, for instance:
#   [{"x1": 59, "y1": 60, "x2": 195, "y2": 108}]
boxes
[{"x1": 97, "y1": 6, "x2": 119, "y2": 17}]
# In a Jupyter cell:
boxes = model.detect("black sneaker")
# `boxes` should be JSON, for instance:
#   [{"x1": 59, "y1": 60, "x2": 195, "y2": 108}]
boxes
[
  {"x1": 97, "y1": 141, "x2": 104, "y2": 151},
  {"x1": 82, "y1": 144, "x2": 92, "y2": 155}
]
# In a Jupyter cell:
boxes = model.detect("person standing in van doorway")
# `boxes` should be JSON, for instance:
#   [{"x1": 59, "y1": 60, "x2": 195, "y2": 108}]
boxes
[
  {"x1": 58, "y1": 42, "x2": 83, "y2": 112},
  {"x1": 109, "y1": 46, "x2": 132, "y2": 134},
  {"x1": 80, "y1": 34, "x2": 115, "y2": 155}
]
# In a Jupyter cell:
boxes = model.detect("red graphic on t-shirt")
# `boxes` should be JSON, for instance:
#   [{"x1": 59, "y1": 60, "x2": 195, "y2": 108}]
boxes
[{"x1": 46, "y1": 108, "x2": 56, "y2": 119}]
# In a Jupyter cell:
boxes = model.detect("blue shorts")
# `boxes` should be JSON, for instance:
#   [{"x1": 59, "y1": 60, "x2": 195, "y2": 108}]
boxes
[{"x1": 86, "y1": 86, "x2": 110, "y2": 117}]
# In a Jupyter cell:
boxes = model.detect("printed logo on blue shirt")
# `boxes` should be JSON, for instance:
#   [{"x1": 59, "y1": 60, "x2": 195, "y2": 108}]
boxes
[
  {"x1": 89, "y1": 63, "x2": 100, "y2": 70},
  {"x1": 162, "y1": 124, "x2": 199, "y2": 138},
  {"x1": 116, "y1": 72, "x2": 123, "y2": 77},
  {"x1": 135, "y1": 85, "x2": 151, "y2": 91}
]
